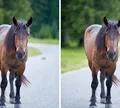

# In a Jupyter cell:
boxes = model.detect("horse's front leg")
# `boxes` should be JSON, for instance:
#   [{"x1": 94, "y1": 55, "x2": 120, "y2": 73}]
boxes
[
  {"x1": 100, "y1": 70, "x2": 106, "y2": 104},
  {"x1": 0, "y1": 70, "x2": 8, "y2": 107},
  {"x1": 105, "y1": 74, "x2": 112, "y2": 108},
  {"x1": 9, "y1": 71, "x2": 15, "y2": 104},
  {"x1": 14, "y1": 74, "x2": 22, "y2": 108},
  {"x1": 89, "y1": 72, "x2": 98, "y2": 108}
]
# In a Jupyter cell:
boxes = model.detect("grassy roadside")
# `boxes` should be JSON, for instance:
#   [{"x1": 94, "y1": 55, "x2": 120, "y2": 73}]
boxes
[
  {"x1": 28, "y1": 37, "x2": 58, "y2": 57},
  {"x1": 28, "y1": 47, "x2": 42, "y2": 57},
  {"x1": 62, "y1": 46, "x2": 120, "y2": 73},
  {"x1": 61, "y1": 47, "x2": 88, "y2": 73},
  {"x1": 28, "y1": 37, "x2": 59, "y2": 44}
]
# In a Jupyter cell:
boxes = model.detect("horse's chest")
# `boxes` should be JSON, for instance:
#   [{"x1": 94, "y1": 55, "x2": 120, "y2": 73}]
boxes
[
  {"x1": 98, "y1": 58, "x2": 108, "y2": 67},
  {"x1": 8, "y1": 59, "x2": 22, "y2": 67},
  {"x1": 96, "y1": 53, "x2": 116, "y2": 68},
  {"x1": 6, "y1": 57, "x2": 26, "y2": 68}
]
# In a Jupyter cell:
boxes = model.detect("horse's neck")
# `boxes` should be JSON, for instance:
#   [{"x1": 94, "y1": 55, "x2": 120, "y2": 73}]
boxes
[{"x1": 95, "y1": 25, "x2": 107, "y2": 50}]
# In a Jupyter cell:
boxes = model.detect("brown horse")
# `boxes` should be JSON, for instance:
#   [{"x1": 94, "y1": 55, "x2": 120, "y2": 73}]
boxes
[
  {"x1": 84, "y1": 17, "x2": 120, "y2": 108},
  {"x1": 0, "y1": 17, "x2": 32, "y2": 107}
]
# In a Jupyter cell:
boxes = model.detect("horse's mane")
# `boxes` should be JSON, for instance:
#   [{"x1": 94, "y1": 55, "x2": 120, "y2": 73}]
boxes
[
  {"x1": 95, "y1": 24, "x2": 107, "y2": 50},
  {"x1": 96, "y1": 20, "x2": 118, "y2": 50},
  {"x1": 4, "y1": 24, "x2": 16, "y2": 51}
]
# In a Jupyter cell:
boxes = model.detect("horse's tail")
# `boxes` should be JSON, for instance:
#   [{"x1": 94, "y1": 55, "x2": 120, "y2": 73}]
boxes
[
  {"x1": 21, "y1": 75, "x2": 31, "y2": 86},
  {"x1": 112, "y1": 75, "x2": 120, "y2": 86}
]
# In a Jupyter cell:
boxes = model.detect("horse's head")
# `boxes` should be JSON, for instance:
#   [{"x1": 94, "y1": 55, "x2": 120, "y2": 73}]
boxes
[
  {"x1": 104, "y1": 17, "x2": 120, "y2": 60},
  {"x1": 13, "y1": 17, "x2": 32, "y2": 59}
]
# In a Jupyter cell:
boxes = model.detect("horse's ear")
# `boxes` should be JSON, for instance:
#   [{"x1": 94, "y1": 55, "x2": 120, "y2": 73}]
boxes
[
  {"x1": 117, "y1": 20, "x2": 120, "y2": 27},
  {"x1": 103, "y1": 16, "x2": 108, "y2": 26},
  {"x1": 13, "y1": 17, "x2": 17, "y2": 26},
  {"x1": 26, "y1": 17, "x2": 32, "y2": 27}
]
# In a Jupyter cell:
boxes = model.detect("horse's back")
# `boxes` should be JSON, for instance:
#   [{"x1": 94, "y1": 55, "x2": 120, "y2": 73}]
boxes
[
  {"x1": 0, "y1": 24, "x2": 11, "y2": 56},
  {"x1": 0, "y1": 24, "x2": 11, "y2": 45},
  {"x1": 84, "y1": 24, "x2": 102, "y2": 61}
]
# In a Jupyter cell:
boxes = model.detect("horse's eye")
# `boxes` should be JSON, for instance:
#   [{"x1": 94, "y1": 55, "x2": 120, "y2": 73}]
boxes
[
  {"x1": 14, "y1": 32, "x2": 17, "y2": 35},
  {"x1": 17, "y1": 27, "x2": 20, "y2": 30},
  {"x1": 106, "y1": 29, "x2": 108, "y2": 34},
  {"x1": 105, "y1": 32, "x2": 107, "y2": 36}
]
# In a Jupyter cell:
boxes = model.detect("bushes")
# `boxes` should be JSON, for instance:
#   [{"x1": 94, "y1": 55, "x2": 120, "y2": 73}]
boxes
[
  {"x1": 38, "y1": 24, "x2": 52, "y2": 39},
  {"x1": 33, "y1": 24, "x2": 58, "y2": 39}
]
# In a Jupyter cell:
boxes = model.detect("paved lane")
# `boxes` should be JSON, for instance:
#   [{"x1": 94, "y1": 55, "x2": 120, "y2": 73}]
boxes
[{"x1": 62, "y1": 61, "x2": 120, "y2": 108}]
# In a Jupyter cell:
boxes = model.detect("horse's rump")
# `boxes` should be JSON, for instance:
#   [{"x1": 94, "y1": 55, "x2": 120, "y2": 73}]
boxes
[
  {"x1": 0, "y1": 24, "x2": 11, "y2": 45},
  {"x1": 0, "y1": 24, "x2": 11, "y2": 62},
  {"x1": 84, "y1": 24, "x2": 102, "y2": 61}
]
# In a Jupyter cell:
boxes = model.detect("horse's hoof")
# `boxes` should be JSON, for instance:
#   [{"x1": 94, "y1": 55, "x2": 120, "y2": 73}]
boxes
[
  {"x1": 14, "y1": 104, "x2": 22, "y2": 108},
  {"x1": 89, "y1": 105, "x2": 97, "y2": 108},
  {"x1": 0, "y1": 102, "x2": 5, "y2": 108},
  {"x1": 10, "y1": 98, "x2": 15, "y2": 104},
  {"x1": 0, "y1": 105, "x2": 6, "y2": 108},
  {"x1": 100, "y1": 98, "x2": 106, "y2": 104},
  {"x1": 89, "y1": 104, "x2": 97, "y2": 108},
  {"x1": 105, "y1": 104, "x2": 112, "y2": 108}
]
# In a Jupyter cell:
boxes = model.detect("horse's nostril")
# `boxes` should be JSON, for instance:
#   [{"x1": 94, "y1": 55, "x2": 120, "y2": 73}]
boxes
[
  {"x1": 107, "y1": 51, "x2": 116, "y2": 59},
  {"x1": 16, "y1": 51, "x2": 25, "y2": 59}
]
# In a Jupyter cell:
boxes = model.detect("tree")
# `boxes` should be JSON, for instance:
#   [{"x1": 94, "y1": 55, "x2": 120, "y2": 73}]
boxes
[
  {"x1": 2, "y1": 0, "x2": 32, "y2": 24},
  {"x1": 0, "y1": 0, "x2": 4, "y2": 23},
  {"x1": 30, "y1": 0, "x2": 59, "y2": 38},
  {"x1": 62, "y1": 0, "x2": 120, "y2": 47}
]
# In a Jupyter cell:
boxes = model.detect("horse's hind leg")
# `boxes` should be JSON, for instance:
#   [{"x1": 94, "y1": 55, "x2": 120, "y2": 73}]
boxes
[
  {"x1": 9, "y1": 71, "x2": 15, "y2": 104},
  {"x1": 100, "y1": 69, "x2": 106, "y2": 104},
  {"x1": 0, "y1": 71, "x2": 7, "y2": 107},
  {"x1": 88, "y1": 61, "x2": 98, "y2": 107},
  {"x1": 105, "y1": 74, "x2": 112, "y2": 108},
  {"x1": 89, "y1": 72, "x2": 98, "y2": 108}
]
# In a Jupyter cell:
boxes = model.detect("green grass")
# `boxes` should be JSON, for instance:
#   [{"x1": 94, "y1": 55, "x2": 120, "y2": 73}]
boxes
[
  {"x1": 62, "y1": 45, "x2": 120, "y2": 73},
  {"x1": 28, "y1": 47, "x2": 42, "y2": 57},
  {"x1": 28, "y1": 37, "x2": 59, "y2": 44},
  {"x1": 61, "y1": 47, "x2": 88, "y2": 73}
]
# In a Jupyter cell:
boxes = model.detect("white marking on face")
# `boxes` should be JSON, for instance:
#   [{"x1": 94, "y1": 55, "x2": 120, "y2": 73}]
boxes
[
  {"x1": 16, "y1": 47, "x2": 19, "y2": 51},
  {"x1": 107, "y1": 48, "x2": 110, "y2": 52},
  {"x1": 23, "y1": 48, "x2": 25, "y2": 52}
]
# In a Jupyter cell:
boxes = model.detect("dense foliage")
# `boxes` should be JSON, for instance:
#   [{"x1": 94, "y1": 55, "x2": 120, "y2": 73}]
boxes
[
  {"x1": 0, "y1": 0, "x2": 32, "y2": 23},
  {"x1": 62, "y1": 0, "x2": 120, "y2": 46},
  {"x1": 0, "y1": 0, "x2": 59, "y2": 39},
  {"x1": 30, "y1": 0, "x2": 59, "y2": 38}
]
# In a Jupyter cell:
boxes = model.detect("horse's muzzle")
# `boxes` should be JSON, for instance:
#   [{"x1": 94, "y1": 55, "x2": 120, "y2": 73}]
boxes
[
  {"x1": 16, "y1": 51, "x2": 25, "y2": 59},
  {"x1": 107, "y1": 51, "x2": 116, "y2": 60}
]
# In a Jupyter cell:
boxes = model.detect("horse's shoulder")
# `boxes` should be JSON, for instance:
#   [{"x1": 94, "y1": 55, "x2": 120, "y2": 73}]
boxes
[{"x1": 0, "y1": 24, "x2": 11, "y2": 44}]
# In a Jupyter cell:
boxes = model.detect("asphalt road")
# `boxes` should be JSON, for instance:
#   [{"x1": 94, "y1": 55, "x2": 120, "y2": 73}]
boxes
[
  {"x1": 4, "y1": 43, "x2": 59, "y2": 108},
  {"x1": 62, "y1": 60, "x2": 120, "y2": 108}
]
